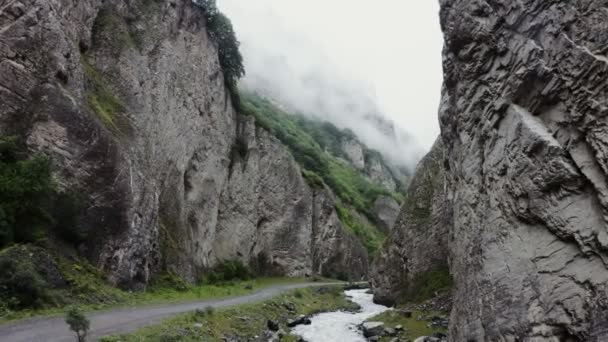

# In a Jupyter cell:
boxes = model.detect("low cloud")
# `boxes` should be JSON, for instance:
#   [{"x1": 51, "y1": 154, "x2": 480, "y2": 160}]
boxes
[{"x1": 218, "y1": 0, "x2": 442, "y2": 168}]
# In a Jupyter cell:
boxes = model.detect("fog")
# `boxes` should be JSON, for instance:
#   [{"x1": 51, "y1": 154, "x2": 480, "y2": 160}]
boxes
[{"x1": 217, "y1": 0, "x2": 444, "y2": 168}]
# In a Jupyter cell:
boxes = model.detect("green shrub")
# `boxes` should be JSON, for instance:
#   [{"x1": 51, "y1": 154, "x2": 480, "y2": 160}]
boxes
[
  {"x1": 65, "y1": 306, "x2": 90, "y2": 342},
  {"x1": 195, "y1": 0, "x2": 244, "y2": 90},
  {"x1": 411, "y1": 268, "x2": 453, "y2": 302},
  {"x1": 0, "y1": 136, "x2": 55, "y2": 248},
  {"x1": 204, "y1": 305, "x2": 215, "y2": 316},
  {"x1": 0, "y1": 255, "x2": 47, "y2": 309},
  {"x1": 302, "y1": 169, "x2": 325, "y2": 189},
  {"x1": 150, "y1": 273, "x2": 191, "y2": 292},
  {"x1": 51, "y1": 192, "x2": 87, "y2": 244},
  {"x1": 204, "y1": 259, "x2": 253, "y2": 284}
]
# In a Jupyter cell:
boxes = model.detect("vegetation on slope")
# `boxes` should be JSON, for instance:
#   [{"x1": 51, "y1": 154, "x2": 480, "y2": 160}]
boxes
[
  {"x1": 102, "y1": 286, "x2": 357, "y2": 342},
  {"x1": 0, "y1": 242, "x2": 315, "y2": 323},
  {"x1": 195, "y1": 0, "x2": 245, "y2": 107},
  {"x1": 240, "y1": 93, "x2": 400, "y2": 254}
]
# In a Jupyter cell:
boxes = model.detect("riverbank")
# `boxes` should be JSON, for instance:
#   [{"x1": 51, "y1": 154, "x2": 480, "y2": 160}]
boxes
[
  {"x1": 100, "y1": 285, "x2": 358, "y2": 341},
  {"x1": 364, "y1": 292, "x2": 451, "y2": 341}
]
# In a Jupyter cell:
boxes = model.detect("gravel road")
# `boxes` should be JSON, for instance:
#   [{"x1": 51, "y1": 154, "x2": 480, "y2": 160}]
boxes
[{"x1": 0, "y1": 282, "x2": 339, "y2": 342}]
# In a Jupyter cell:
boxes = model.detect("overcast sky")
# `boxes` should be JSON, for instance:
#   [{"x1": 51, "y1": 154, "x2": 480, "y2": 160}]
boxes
[{"x1": 217, "y1": 0, "x2": 444, "y2": 154}]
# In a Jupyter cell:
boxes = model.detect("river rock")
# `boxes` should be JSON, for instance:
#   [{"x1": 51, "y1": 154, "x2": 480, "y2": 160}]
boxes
[
  {"x1": 316, "y1": 287, "x2": 329, "y2": 294},
  {"x1": 399, "y1": 310, "x2": 413, "y2": 318},
  {"x1": 361, "y1": 322, "x2": 385, "y2": 338},
  {"x1": 413, "y1": 337, "x2": 440, "y2": 342},
  {"x1": 267, "y1": 319, "x2": 279, "y2": 332},
  {"x1": 344, "y1": 283, "x2": 369, "y2": 290},
  {"x1": 287, "y1": 315, "x2": 312, "y2": 328},
  {"x1": 383, "y1": 327, "x2": 397, "y2": 336}
]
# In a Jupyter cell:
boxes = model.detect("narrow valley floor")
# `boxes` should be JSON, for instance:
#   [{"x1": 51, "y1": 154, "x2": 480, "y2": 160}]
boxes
[{"x1": 0, "y1": 282, "x2": 340, "y2": 342}]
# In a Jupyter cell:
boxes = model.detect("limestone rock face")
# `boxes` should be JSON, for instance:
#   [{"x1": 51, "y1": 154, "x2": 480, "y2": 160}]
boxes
[
  {"x1": 311, "y1": 189, "x2": 369, "y2": 280},
  {"x1": 341, "y1": 138, "x2": 365, "y2": 170},
  {"x1": 373, "y1": 195, "x2": 401, "y2": 233},
  {"x1": 366, "y1": 156, "x2": 398, "y2": 193},
  {"x1": 370, "y1": 139, "x2": 450, "y2": 306},
  {"x1": 439, "y1": 0, "x2": 608, "y2": 340},
  {"x1": 0, "y1": 0, "x2": 367, "y2": 288}
]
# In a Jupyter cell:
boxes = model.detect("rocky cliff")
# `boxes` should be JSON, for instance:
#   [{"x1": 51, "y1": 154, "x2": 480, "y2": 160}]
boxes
[
  {"x1": 0, "y1": 0, "x2": 367, "y2": 289},
  {"x1": 440, "y1": 0, "x2": 608, "y2": 340},
  {"x1": 372, "y1": 0, "x2": 608, "y2": 340},
  {"x1": 371, "y1": 139, "x2": 450, "y2": 306}
]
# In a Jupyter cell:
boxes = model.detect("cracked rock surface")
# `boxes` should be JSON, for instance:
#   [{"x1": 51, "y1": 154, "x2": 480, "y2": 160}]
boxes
[{"x1": 440, "y1": 0, "x2": 608, "y2": 340}]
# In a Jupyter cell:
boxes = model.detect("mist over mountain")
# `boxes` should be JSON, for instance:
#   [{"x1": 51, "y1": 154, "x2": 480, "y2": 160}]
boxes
[{"x1": 217, "y1": 0, "x2": 426, "y2": 168}]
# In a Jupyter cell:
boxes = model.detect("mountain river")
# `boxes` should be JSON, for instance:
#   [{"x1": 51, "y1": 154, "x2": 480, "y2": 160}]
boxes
[{"x1": 292, "y1": 289, "x2": 391, "y2": 341}]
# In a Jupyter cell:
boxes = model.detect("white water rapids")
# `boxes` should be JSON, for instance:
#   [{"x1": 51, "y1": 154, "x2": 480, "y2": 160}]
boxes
[{"x1": 292, "y1": 289, "x2": 391, "y2": 342}]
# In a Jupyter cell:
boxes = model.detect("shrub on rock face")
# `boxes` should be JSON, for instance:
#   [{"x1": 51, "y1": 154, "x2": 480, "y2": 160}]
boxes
[
  {"x1": 194, "y1": 0, "x2": 245, "y2": 104},
  {"x1": 0, "y1": 136, "x2": 87, "y2": 248},
  {"x1": 0, "y1": 136, "x2": 54, "y2": 248}
]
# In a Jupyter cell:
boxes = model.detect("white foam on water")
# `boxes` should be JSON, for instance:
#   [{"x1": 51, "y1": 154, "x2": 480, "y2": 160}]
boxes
[{"x1": 292, "y1": 289, "x2": 391, "y2": 342}]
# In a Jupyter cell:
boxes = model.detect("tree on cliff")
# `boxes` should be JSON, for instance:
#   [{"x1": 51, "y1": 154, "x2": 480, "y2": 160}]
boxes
[{"x1": 195, "y1": 0, "x2": 245, "y2": 88}]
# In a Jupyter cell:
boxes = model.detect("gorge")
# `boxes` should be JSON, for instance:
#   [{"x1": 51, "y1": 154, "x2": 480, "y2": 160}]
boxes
[{"x1": 1, "y1": 0, "x2": 608, "y2": 341}]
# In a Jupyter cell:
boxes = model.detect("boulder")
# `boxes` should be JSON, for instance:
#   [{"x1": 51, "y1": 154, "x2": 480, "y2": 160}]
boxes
[
  {"x1": 267, "y1": 319, "x2": 279, "y2": 331},
  {"x1": 384, "y1": 327, "x2": 397, "y2": 336},
  {"x1": 399, "y1": 310, "x2": 413, "y2": 318},
  {"x1": 287, "y1": 315, "x2": 312, "y2": 328},
  {"x1": 361, "y1": 322, "x2": 385, "y2": 338}
]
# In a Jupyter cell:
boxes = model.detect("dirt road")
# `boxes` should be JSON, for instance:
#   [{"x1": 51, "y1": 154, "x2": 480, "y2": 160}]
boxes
[{"x1": 0, "y1": 282, "x2": 338, "y2": 342}]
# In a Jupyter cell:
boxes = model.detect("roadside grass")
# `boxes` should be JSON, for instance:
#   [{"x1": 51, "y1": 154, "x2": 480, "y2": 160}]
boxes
[
  {"x1": 0, "y1": 276, "x2": 324, "y2": 324},
  {"x1": 101, "y1": 286, "x2": 358, "y2": 342},
  {"x1": 367, "y1": 308, "x2": 448, "y2": 341}
]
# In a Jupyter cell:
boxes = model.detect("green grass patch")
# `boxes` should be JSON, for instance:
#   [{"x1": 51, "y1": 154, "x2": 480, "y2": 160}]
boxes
[
  {"x1": 103, "y1": 286, "x2": 357, "y2": 341},
  {"x1": 91, "y1": 7, "x2": 138, "y2": 52},
  {"x1": 367, "y1": 308, "x2": 447, "y2": 341},
  {"x1": 81, "y1": 57, "x2": 128, "y2": 134}
]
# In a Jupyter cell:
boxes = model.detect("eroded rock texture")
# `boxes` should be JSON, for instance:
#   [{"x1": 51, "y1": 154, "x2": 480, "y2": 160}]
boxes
[
  {"x1": 0, "y1": 0, "x2": 367, "y2": 288},
  {"x1": 440, "y1": 0, "x2": 608, "y2": 340},
  {"x1": 371, "y1": 139, "x2": 450, "y2": 306}
]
